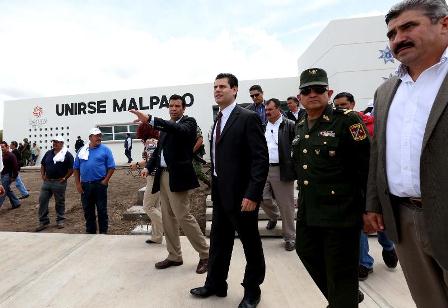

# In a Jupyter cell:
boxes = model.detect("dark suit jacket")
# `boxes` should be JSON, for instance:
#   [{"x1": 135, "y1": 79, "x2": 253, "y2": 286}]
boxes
[
  {"x1": 286, "y1": 108, "x2": 306, "y2": 123},
  {"x1": 276, "y1": 117, "x2": 297, "y2": 181},
  {"x1": 212, "y1": 105, "x2": 269, "y2": 212},
  {"x1": 146, "y1": 116, "x2": 199, "y2": 193},
  {"x1": 366, "y1": 74, "x2": 448, "y2": 269}
]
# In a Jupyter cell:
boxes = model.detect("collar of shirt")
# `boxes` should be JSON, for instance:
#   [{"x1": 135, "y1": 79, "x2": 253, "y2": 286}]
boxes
[
  {"x1": 266, "y1": 115, "x2": 282, "y2": 129},
  {"x1": 212, "y1": 101, "x2": 237, "y2": 176},
  {"x1": 396, "y1": 46, "x2": 448, "y2": 79}
]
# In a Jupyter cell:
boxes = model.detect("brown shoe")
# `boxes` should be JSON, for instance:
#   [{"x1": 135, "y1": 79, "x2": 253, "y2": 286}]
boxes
[
  {"x1": 155, "y1": 258, "x2": 183, "y2": 269},
  {"x1": 196, "y1": 258, "x2": 208, "y2": 274}
]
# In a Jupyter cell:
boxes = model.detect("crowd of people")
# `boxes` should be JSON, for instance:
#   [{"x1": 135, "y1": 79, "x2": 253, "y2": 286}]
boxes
[{"x1": 0, "y1": 1, "x2": 447, "y2": 307}]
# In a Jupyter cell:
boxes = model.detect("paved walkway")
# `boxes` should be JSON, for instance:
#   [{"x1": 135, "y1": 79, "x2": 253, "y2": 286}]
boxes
[{"x1": 0, "y1": 232, "x2": 415, "y2": 308}]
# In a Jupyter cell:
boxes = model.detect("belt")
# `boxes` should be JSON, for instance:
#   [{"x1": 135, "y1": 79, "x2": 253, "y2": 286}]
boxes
[
  {"x1": 390, "y1": 194, "x2": 422, "y2": 209},
  {"x1": 159, "y1": 167, "x2": 169, "y2": 172},
  {"x1": 82, "y1": 178, "x2": 105, "y2": 184},
  {"x1": 269, "y1": 163, "x2": 280, "y2": 166}
]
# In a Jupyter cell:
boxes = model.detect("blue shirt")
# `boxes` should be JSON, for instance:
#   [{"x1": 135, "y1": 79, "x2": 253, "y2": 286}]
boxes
[{"x1": 74, "y1": 144, "x2": 115, "y2": 182}]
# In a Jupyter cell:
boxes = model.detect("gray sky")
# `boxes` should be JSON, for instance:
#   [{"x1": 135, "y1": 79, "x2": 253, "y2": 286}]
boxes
[{"x1": 0, "y1": 0, "x2": 398, "y2": 128}]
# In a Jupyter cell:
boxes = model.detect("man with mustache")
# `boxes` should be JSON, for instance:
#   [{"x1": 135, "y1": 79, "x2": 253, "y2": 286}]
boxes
[{"x1": 364, "y1": 1, "x2": 448, "y2": 307}]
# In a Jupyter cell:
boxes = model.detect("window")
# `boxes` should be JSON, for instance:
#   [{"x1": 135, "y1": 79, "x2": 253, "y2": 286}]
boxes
[{"x1": 97, "y1": 124, "x2": 138, "y2": 141}]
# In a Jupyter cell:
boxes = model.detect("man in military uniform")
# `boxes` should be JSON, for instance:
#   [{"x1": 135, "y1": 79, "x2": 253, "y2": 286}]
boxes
[{"x1": 292, "y1": 68, "x2": 370, "y2": 308}]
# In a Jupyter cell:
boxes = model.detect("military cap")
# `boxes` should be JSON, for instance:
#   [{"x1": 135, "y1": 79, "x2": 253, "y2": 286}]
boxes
[{"x1": 299, "y1": 68, "x2": 329, "y2": 89}]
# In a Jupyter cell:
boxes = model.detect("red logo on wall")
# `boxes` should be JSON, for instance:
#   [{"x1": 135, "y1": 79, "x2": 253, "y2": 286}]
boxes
[{"x1": 32, "y1": 106, "x2": 43, "y2": 118}]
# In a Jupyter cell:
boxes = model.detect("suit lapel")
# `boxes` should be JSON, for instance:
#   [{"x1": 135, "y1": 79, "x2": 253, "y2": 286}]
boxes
[
  {"x1": 422, "y1": 72, "x2": 448, "y2": 151},
  {"x1": 218, "y1": 105, "x2": 240, "y2": 143},
  {"x1": 380, "y1": 77, "x2": 401, "y2": 147}
]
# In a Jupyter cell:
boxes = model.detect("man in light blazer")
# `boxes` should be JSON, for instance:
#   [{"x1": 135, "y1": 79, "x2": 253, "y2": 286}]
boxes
[
  {"x1": 190, "y1": 73, "x2": 269, "y2": 308},
  {"x1": 364, "y1": 1, "x2": 448, "y2": 307}
]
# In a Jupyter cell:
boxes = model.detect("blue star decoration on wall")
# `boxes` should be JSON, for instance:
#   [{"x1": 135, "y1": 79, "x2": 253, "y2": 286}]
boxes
[{"x1": 379, "y1": 46, "x2": 395, "y2": 64}]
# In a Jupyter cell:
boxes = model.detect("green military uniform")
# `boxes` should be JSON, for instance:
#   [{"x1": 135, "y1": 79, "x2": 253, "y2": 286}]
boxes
[
  {"x1": 292, "y1": 68, "x2": 370, "y2": 308},
  {"x1": 193, "y1": 126, "x2": 210, "y2": 186}
]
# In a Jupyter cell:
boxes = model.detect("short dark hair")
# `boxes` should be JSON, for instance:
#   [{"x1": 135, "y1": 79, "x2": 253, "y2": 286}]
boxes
[
  {"x1": 334, "y1": 92, "x2": 355, "y2": 103},
  {"x1": 11, "y1": 141, "x2": 18, "y2": 148},
  {"x1": 249, "y1": 85, "x2": 263, "y2": 93},
  {"x1": 287, "y1": 96, "x2": 299, "y2": 104},
  {"x1": 1, "y1": 141, "x2": 8, "y2": 147},
  {"x1": 169, "y1": 94, "x2": 186, "y2": 108},
  {"x1": 385, "y1": 0, "x2": 448, "y2": 25},
  {"x1": 215, "y1": 73, "x2": 238, "y2": 89},
  {"x1": 266, "y1": 98, "x2": 280, "y2": 108}
]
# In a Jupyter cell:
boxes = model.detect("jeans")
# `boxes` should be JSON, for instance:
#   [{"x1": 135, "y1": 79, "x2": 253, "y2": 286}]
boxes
[
  {"x1": 81, "y1": 181, "x2": 108, "y2": 234},
  {"x1": 15, "y1": 175, "x2": 29, "y2": 197},
  {"x1": 124, "y1": 149, "x2": 132, "y2": 163},
  {"x1": 359, "y1": 231, "x2": 395, "y2": 269},
  {"x1": 0, "y1": 175, "x2": 21, "y2": 208},
  {"x1": 38, "y1": 180, "x2": 67, "y2": 225}
]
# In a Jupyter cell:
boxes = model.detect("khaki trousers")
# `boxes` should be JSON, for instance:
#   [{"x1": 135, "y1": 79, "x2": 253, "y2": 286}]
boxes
[
  {"x1": 395, "y1": 203, "x2": 448, "y2": 308},
  {"x1": 143, "y1": 176, "x2": 163, "y2": 243},
  {"x1": 160, "y1": 171, "x2": 209, "y2": 262},
  {"x1": 261, "y1": 166, "x2": 295, "y2": 242}
]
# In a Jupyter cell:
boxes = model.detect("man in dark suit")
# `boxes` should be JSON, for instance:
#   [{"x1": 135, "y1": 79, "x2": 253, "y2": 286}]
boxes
[
  {"x1": 364, "y1": 1, "x2": 448, "y2": 307},
  {"x1": 190, "y1": 73, "x2": 269, "y2": 308},
  {"x1": 129, "y1": 95, "x2": 209, "y2": 275},
  {"x1": 285, "y1": 96, "x2": 306, "y2": 122}
]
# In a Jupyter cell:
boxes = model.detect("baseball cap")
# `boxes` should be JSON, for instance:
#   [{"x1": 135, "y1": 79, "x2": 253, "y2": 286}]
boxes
[
  {"x1": 89, "y1": 128, "x2": 102, "y2": 136},
  {"x1": 51, "y1": 136, "x2": 64, "y2": 142},
  {"x1": 299, "y1": 68, "x2": 329, "y2": 89}
]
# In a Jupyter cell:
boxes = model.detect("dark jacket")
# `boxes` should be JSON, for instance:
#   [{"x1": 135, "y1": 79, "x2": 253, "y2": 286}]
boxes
[
  {"x1": 212, "y1": 105, "x2": 269, "y2": 211},
  {"x1": 275, "y1": 117, "x2": 297, "y2": 181},
  {"x1": 146, "y1": 115, "x2": 199, "y2": 193},
  {"x1": 292, "y1": 105, "x2": 370, "y2": 228},
  {"x1": 286, "y1": 108, "x2": 306, "y2": 123},
  {"x1": 1, "y1": 151, "x2": 19, "y2": 179}
]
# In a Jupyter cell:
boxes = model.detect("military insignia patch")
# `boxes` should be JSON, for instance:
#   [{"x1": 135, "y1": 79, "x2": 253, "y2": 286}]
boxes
[
  {"x1": 323, "y1": 115, "x2": 330, "y2": 121},
  {"x1": 349, "y1": 123, "x2": 367, "y2": 141},
  {"x1": 319, "y1": 131, "x2": 335, "y2": 137}
]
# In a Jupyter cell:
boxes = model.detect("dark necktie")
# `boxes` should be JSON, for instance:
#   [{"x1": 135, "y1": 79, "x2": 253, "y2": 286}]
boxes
[
  {"x1": 215, "y1": 111, "x2": 223, "y2": 143},
  {"x1": 214, "y1": 111, "x2": 223, "y2": 174}
]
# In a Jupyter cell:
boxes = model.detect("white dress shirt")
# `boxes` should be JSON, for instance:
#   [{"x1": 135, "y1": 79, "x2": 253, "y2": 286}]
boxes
[
  {"x1": 213, "y1": 101, "x2": 237, "y2": 176},
  {"x1": 386, "y1": 47, "x2": 448, "y2": 197},
  {"x1": 149, "y1": 115, "x2": 184, "y2": 168},
  {"x1": 265, "y1": 116, "x2": 282, "y2": 163}
]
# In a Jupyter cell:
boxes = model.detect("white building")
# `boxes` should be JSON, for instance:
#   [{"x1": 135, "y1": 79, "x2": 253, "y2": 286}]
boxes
[
  {"x1": 4, "y1": 15, "x2": 402, "y2": 164},
  {"x1": 3, "y1": 77, "x2": 298, "y2": 164},
  {"x1": 297, "y1": 15, "x2": 399, "y2": 110}
]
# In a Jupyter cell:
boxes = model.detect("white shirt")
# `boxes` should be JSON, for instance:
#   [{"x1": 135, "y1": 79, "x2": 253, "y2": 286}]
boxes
[
  {"x1": 213, "y1": 101, "x2": 237, "y2": 176},
  {"x1": 150, "y1": 116, "x2": 184, "y2": 168},
  {"x1": 0, "y1": 150, "x2": 3, "y2": 173},
  {"x1": 386, "y1": 47, "x2": 448, "y2": 197},
  {"x1": 265, "y1": 116, "x2": 282, "y2": 163}
]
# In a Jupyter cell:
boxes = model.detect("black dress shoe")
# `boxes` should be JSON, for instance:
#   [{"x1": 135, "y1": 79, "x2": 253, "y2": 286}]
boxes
[
  {"x1": 238, "y1": 295, "x2": 261, "y2": 308},
  {"x1": 382, "y1": 248, "x2": 398, "y2": 269},
  {"x1": 266, "y1": 220, "x2": 277, "y2": 230},
  {"x1": 190, "y1": 286, "x2": 227, "y2": 298}
]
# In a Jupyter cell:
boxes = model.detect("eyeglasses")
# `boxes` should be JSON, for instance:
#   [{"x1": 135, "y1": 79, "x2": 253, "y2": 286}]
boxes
[
  {"x1": 300, "y1": 85, "x2": 328, "y2": 96},
  {"x1": 250, "y1": 93, "x2": 261, "y2": 98}
]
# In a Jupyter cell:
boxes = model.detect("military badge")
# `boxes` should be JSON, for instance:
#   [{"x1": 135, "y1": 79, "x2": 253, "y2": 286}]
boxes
[
  {"x1": 309, "y1": 69, "x2": 318, "y2": 75},
  {"x1": 315, "y1": 149, "x2": 320, "y2": 155},
  {"x1": 319, "y1": 131, "x2": 335, "y2": 137},
  {"x1": 292, "y1": 136, "x2": 300, "y2": 146},
  {"x1": 322, "y1": 115, "x2": 330, "y2": 121},
  {"x1": 329, "y1": 150, "x2": 336, "y2": 157},
  {"x1": 349, "y1": 123, "x2": 367, "y2": 141}
]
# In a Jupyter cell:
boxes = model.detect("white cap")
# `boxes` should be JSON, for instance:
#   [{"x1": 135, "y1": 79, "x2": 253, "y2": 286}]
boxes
[
  {"x1": 51, "y1": 136, "x2": 64, "y2": 142},
  {"x1": 89, "y1": 128, "x2": 102, "y2": 136}
]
